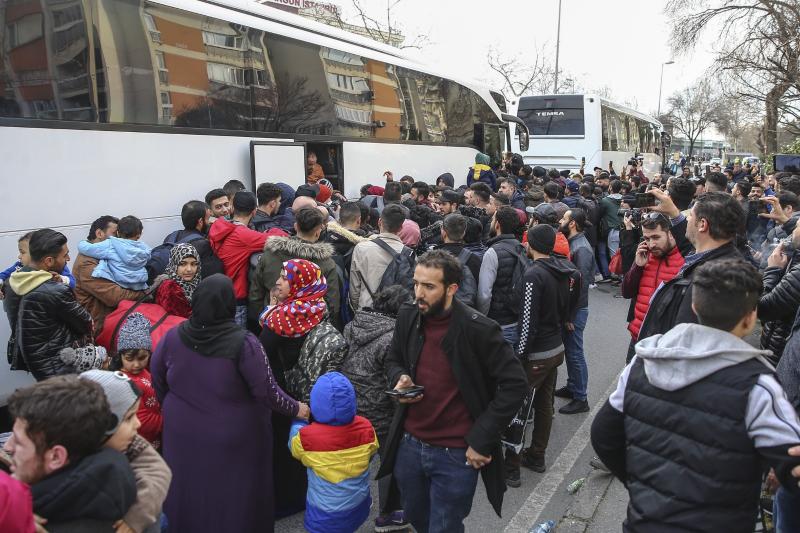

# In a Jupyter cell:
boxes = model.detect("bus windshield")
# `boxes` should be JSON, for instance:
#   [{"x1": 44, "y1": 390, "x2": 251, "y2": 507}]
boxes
[{"x1": 517, "y1": 95, "x2": 584, "y2": 136}]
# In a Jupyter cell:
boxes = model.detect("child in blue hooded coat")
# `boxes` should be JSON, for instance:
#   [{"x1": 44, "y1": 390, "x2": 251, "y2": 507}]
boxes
[
  {"x1": 289, "y1": 372, "x2": 378, "y2": 533},
  {"x1": 78, "y1": 215, "x2": 151, "y2": 291}
]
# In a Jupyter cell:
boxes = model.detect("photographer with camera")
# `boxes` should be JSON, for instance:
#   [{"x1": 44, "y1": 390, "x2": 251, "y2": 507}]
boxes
[{"x1": 619, "y1": 211, "x2": 685, "y2": 362}]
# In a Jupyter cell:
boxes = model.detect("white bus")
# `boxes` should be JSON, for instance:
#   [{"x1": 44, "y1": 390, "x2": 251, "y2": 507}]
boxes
[
  {"x1": 0, "y1": 0, "x2": 527, "y2": 402},
  {"x1": 510, "y1": 94, "x2": 662, "y2": 177}
]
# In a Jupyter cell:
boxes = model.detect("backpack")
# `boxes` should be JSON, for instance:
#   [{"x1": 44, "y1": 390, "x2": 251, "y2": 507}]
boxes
[
  {"x1": 455, "y1": 248, "x2": 477, "y2": 307},
  {"x1": 146, "y1": 231, "x2": 204, "y2": 284},
  {"x1": 358, "y1": 238, "x2": 416, "y2": 299},
  {"x1": 495, "y1": 240, "x2": 531, "y2": 316}
]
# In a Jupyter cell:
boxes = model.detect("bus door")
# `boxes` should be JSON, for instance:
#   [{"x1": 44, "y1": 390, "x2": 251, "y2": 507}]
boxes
[
  {"x1": 475, "y1": 123, "x2": 505, "y2": 167},
  {"x1": 250, "y1": 140, "x2": 307, "y2": 191},
  {"x1": 307, "y1": 142, "x2": 344, "y2": 192}
]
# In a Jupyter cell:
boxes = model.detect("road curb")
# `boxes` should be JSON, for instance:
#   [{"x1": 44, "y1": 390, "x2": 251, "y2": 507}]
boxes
[
  {"x1": 503, "y1": 376, "x2": 620, "y2": 532},
  {"x1": 555, "y1": 468, "x2": 615, "y2": 532}
]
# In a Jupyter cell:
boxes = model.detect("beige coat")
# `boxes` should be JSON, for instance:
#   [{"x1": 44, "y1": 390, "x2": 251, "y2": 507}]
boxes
[
  {"x1": 124, "y1": 435, "x2": 172, "y2": 532},
  {"x1": 349, "y1": 233, "x2": 404, "y2": 310}
]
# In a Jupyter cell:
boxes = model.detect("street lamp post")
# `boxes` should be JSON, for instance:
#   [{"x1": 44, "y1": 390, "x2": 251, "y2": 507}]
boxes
[
  {"x1": 657, "y1": 60, "x2": 674, "y2": 117},
  {"x1": 554, "y1": 0, "x2": 562, "y2": 94}
]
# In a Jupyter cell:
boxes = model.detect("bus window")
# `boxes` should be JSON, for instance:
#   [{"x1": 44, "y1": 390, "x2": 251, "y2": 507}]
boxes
[
  {"x1": 516, "y1": 95, "x2": 584, "y2": 136},
  {"x1": 0, "y1": 0, "x2": 498, "y2": 149},
  {"x1": 628, "y1": 116, "x2": 639, "y2": 153}
]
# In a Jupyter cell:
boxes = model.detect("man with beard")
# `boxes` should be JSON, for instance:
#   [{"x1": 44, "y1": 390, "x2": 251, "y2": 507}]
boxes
[
  {"x1": 554, "y1": 209, "x2": 594, "y2": 414},
  {"x1": 378, "y1": 250, "x2": 527, "y2": 533},
  {"x1": 636, "y1": 191, "x2": 745, "y2": 341},
  {"x1": 620, "y1": 213, "x2": 685, "y2": 363}
]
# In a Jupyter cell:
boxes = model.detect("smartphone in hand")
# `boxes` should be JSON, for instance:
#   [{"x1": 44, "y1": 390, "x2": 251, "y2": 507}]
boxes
[{"x1": 385, "y1": 386, "x2": 425, "y2": 399}]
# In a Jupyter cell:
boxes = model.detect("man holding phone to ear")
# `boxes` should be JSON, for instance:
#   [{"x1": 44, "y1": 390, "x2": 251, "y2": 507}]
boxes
[{"x1": 377, "y1": 250, "x2": 526, "y2": 533}]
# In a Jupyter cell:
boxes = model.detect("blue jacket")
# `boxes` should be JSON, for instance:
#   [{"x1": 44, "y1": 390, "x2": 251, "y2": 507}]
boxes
[
  {"x1": 289, "y1": 372, "x2": 378, "y2": 533},
  {"x1": 77, "y1": 237, "x2": 151, "y2": 291},
  {"x1": 467, "y1": 165, "x2": 497, "y2": 191},
  {"x1": 1, "y1": 261, "x2": 75, "y2": 288}
]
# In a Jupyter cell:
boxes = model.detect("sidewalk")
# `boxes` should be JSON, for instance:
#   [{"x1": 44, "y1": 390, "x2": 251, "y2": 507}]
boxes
[{"x1": 553, "y1": 467, "x2": 627, "y2": 533}]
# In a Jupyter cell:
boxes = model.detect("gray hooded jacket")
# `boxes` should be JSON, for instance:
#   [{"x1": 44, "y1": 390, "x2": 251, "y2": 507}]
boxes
[{"x1": 610, "y1": 323, "x2": 800, "y2": 451}]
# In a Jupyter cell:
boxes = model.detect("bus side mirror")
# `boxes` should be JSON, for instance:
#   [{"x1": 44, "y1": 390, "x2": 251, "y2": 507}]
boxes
[{"x1": 517, "y1": 124, "x2": 529, "y2": 152}]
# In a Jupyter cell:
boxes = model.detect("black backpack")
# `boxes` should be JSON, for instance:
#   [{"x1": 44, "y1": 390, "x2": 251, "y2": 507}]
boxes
[
  {"x1": 146, "y1": 232, "x2": 204, "y2": 284},
  {"x1": 358, "y1": 238, "x2": 416, "y2": 298},
  {"x1": 455, "y1": 248, "x2": 478, "y2": 307}
]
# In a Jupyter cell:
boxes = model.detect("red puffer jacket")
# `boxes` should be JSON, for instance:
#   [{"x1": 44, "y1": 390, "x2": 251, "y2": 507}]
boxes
[{"x1": 625, "y1": 245, "x2": 684, "y2": 341}]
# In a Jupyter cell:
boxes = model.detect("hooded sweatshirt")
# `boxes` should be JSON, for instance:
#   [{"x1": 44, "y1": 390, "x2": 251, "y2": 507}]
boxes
[
  {"x1": 592, "y1": 323, "x2": 800, "y2": 533},
  {"x1": 78, "y1": 237, "x2": 151, "y2": 291},
  {"x1": 289, "y1": 372, "x2": 378, "y2": 533},
  {"x1": 516, "y1": 256, "x2": 577, "y2": 358}
]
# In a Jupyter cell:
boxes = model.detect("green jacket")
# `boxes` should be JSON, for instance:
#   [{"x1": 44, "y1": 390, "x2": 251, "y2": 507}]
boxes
[{"x1": 599, "y1": 194, "x2": 623, "y2": 234}]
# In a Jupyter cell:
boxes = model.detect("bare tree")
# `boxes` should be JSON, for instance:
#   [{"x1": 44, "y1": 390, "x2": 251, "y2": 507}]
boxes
[
  {"x1": 304, "y1": 0, "x2": 428, "y2": 50},
  {"x1": 666, "y1": 0, "x2": 800, "y2": 156},
  {"x1": 713, "y1": 93, "x2": 760, "y2": 151},
  {"x1": 486, "y1": 44, "x2": 576, "y2": 99},
  {"x1": 666, "y1": 80, "x2": 721, "y2": 157}
]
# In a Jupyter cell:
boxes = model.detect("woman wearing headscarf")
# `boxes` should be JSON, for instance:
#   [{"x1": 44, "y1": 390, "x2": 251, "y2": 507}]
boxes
[
  {"x1": 258, "y1": 258, "x2": 348, "y2": 518},
  {"x1": 152, "y1": 243, "x2": 200, "y2": 318},
  {"x1": 150, "y1": 274, "x2": 308, "y2": 533}
]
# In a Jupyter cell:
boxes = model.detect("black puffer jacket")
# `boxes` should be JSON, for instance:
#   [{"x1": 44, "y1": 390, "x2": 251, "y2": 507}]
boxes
[
  {"x1": 7, "y1": 268, "x2": 92, "y2": 380},
  {"x1": 759, "y1": 252, "x2": 800, "y2": 361},
  {"x1": 341, "y1": 309, "x2": 396, "y2": 437}
]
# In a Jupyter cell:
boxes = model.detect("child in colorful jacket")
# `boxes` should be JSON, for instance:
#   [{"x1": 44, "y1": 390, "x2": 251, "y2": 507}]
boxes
[{"x1": 289, "y1": 372, "x2": 378, "y2": 533}]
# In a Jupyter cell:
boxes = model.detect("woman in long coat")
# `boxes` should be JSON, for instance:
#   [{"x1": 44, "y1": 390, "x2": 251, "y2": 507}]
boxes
[
  {"x1": 258, "y1": 258, "x2": 348, "y2": 518},
  {"x1": 151, "y1": 274, "x2": 307, "y2": 532}
]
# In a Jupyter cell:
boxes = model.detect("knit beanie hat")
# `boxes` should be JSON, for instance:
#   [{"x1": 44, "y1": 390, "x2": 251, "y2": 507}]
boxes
[
  {"x1": 528, "y1": 224, "x2": 556, "y2": 255},
  {"x1": 59, "y1": 345, "x2": 108, "y2": 373},
  {"x1": 80, "y1": 370, "x2": 141, "y2": 435},
  {"x1": 316, "y1": 183, "x2": 333, "y2": 204},
  {"x1": 117, "y1": 313, "x2": 152, "y2": 352}
]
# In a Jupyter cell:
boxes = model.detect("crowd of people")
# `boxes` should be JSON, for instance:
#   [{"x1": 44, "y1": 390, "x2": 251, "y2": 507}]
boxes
[{"x1": 1, "y1": 150, "x2": 800, "y2": 533}]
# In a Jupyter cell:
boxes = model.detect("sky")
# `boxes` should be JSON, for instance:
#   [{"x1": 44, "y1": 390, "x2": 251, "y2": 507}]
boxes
[{"x1": 337, "y1": 0, "x2": 721, "y2": 117}]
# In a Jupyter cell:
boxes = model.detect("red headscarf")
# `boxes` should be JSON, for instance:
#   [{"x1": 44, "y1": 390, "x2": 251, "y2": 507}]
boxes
[{"x1": 265, "y1": 259, "x2": 328, "y2": 337}]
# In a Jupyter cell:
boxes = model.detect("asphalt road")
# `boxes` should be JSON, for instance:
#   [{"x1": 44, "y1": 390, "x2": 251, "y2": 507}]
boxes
[{"x1": 275, "y1": 284, "x2": 632, "y2": 533}]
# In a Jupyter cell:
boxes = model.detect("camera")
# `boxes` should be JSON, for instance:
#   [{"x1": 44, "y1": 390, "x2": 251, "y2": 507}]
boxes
[{"x1": 618, "y1": 208, "x2": 643, "y2": 225}]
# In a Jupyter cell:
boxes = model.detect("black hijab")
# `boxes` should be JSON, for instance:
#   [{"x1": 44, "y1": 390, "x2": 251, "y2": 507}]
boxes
[{"x1": 177, "y1": 274, "x2": 246, "y2": 359}]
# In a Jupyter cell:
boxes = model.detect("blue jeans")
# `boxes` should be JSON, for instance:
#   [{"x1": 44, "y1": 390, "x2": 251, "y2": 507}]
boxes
[
  {"x1": 563, "y1": 307, "x2": 589, "y2": 401},
  {"x1": 393, "y1": 433, "x2": 479, "y2": 533},
  {"x1": 501, "y1": 322, "x2": 519, "y2": 348},
  {"x1": 596, "y1": 241, "x2": 611, "y2": 279},
  {"x1": 607, "y1": 229, "x2": 620, "y2": 256},
  {"x1": 234, "y1": 305, "x2": 247, "y2": 328},
  {"x1": 775, "y1": 486, "x2": 800, "y2": 532}
]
